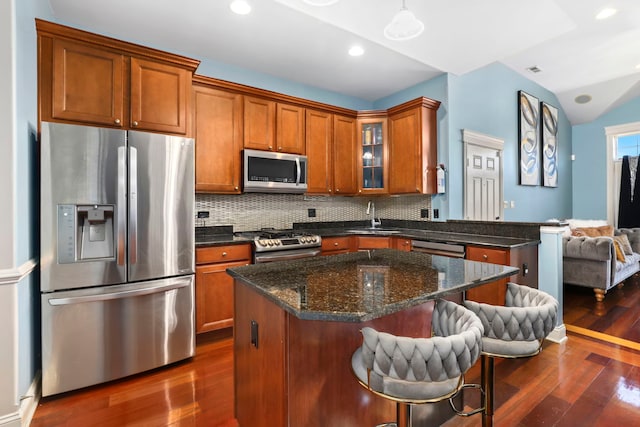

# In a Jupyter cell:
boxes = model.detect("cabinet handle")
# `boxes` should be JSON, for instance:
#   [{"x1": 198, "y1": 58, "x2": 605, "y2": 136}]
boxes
[
  {"x1": 132, "y1": 121, "x2": 139, "y2": 127},
  {"x1": 334, "y1": 242, "x2": 339, "y2": 246},
  {"x1": 483, "y1": 254, "x2": 488, "y2": 260},
  {"x1": 222, "y1": 252, "x2": 228, "y2": 257},
  {"x1": 268, "y1": 145, "x2": 273, "y2": 150},
  {"x1": 278, "y1": 147, "x2": 282, "y2": 151},
  {"x1": 336, "y1": 189, "x2": 340, "y2": 192},
  {"x1": 114, "y1": 118, "x2": 121, "y2": 125},
  {"x1": 234, "y1": 186, "x2": 239, "y2": 191}
]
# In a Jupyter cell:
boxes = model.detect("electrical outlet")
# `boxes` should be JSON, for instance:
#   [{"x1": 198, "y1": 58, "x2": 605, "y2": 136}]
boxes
[
  {"x1": 308, "y1": 208, "x2": 316, "y2": 218},
  {"x1": 197, "y1": 211, "x2": 209, "y2": 219},
  {"x1": 420, "y1": 208, "x2": 429, "y2": 218},
  {"x1": 433, "y1": 208, "x2": 439, "y2": 219}
]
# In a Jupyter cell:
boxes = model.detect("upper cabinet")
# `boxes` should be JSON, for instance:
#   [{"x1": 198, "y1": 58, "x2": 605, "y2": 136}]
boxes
[
  {"x1": 37, "y1": 19, "x2": 199, "y2": 135},
  {"x1": 305, "y1": 109, "x2": 333, "y2": 194},
  {"x1": 243, "y1": 97, "x2": 305, "y2": 154},
  {"x1": 193, "y1": 79, "x2": 243, "y2": 194},
  {"x1": 357, "y1": 114, "x2": 388, "y2": 195},
  {"x1": 387, "y1": 97, "x2": 441, "y2": 194},
  {"x1": 333, "y1": 114, "x2": 359, "y2": 196}
]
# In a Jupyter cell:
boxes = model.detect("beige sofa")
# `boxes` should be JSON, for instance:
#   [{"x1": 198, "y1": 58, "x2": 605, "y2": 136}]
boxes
[{"x1": 562, "y1": 221, "x2": 640, "y2": 301}]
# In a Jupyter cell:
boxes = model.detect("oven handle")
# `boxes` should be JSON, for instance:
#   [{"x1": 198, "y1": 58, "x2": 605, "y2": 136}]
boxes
[{"x1": 255, "y1": 248, "x2": 321, "y2": 263}]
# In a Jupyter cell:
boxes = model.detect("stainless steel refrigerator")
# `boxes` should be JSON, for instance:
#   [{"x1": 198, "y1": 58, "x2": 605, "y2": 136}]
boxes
[{"x1": 40, "y1": 121, "x2": 195, "y2": 396}]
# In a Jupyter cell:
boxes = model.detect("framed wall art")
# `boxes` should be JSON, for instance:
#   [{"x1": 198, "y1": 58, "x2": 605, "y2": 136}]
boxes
[
  {"x1": 518, "y1": 90, "x2": 540, "y2": 186},
  {"x1": 541, "y1": 102, "x2": 558, "y2": 187}
]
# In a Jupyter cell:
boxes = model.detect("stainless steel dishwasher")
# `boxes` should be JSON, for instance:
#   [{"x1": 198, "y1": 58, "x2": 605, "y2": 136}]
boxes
[{"x1": 411, "y1": 240, "x2": 466, "y2": 258}]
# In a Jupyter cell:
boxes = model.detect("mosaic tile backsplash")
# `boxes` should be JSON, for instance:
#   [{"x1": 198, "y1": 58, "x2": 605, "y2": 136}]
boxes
[{"x1": 195, "y1": 194, "x2": 432, "y2": 231}]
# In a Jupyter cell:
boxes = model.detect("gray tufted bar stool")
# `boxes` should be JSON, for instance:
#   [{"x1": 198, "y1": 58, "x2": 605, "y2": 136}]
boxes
[
  {"x1": 464, "y1": 282, "x2": 559, "y2": 427},
  {"x1": 351, "y1": 299, "x2": 484, "y2": 427}
]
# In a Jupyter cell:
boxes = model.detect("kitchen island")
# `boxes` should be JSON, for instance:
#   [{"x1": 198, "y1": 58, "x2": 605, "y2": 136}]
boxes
[{"x1": 227, "y1": 249, "x2": 519, "y2": 427}]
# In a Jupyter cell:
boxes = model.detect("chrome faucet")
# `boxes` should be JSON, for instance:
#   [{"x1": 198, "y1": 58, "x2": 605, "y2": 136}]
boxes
[{"x1": 366, "y1": 201, "x2": 382, "y2": 229}]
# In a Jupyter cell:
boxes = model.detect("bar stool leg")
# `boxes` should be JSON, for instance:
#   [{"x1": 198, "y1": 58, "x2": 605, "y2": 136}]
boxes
[
  {"x1": 397, "y1": 402, "x2": 411, "y2": 427},
  {"x1": 481, "y1": 354, "x2": 494, "y2": 427}
]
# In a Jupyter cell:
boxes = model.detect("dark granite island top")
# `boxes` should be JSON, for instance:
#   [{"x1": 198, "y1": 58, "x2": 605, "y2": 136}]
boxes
[{"x1": 227, "y1": 249, "x2": 519, "y2": 322}]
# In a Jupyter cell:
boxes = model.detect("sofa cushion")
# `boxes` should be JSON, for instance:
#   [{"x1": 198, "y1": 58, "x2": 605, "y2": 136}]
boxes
[
  {"x1": 613, "y1": 234, "x2": 633, "y2": 255},
  {"x1": 571, "y1": 225, "x2": 614, "y2": 237},
  {"x1": 613, "y1": 241, "x2": 626, "y2": 262}
]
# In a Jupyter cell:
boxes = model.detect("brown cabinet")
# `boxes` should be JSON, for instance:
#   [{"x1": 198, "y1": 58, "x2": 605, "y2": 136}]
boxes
[
  {"x1": 355, "y1": 236, "x2": 391, "y2": 250},
  {"x1": 321, "y1": 236, "x2": 353, "y2": 255},
  {"x1": 193, "y1": 82, "x2": 243, "y2": 193},
  {"x1": 37, "y1": 20, "x2": 198, "y2": 135},
  {"x1": 195, "y1": 244, "x2": 251, "y2": 334},
  {"x1": 393, "y1": 237, "x2": 412, "y2": 252},
  {"x1": 465, "y1": 244, "x2": 538, "y2": 305},
  {"x1": 333, "y1": 115, "x2": 359, "y2": 195},
  {"x1": 388, "y1": 97, "x2": 441, "y2": 194},
  {"x1": 306, "y1": 109, "x2": 333, "y2": 194},
  {"x1": 243, "y1": 97, "x2": 305, "y2": 154},
  {"x1": 357, "y1": 115, "x2": 388, "y2": 195}
]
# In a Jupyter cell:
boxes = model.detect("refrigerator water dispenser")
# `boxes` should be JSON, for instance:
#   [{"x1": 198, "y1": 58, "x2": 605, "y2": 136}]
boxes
[{"x1": 57, "y1": 204, "x2": 115, "y2": 263}]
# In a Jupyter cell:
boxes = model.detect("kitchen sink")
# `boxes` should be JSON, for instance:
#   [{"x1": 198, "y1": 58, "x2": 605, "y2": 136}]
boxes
[{"x1": 345, "y1": 228, "x2": 401, "y2": 235}]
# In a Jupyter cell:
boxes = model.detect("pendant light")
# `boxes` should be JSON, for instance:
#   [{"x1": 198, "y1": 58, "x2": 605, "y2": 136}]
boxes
[{"x1": 384, "y1": 0, "x2": 424, "y2": 41}]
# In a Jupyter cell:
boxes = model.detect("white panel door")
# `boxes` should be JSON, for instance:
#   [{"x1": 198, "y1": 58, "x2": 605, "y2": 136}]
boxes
[{"x1": 465, "y1": 143, "x2": 503, "y2": 221}]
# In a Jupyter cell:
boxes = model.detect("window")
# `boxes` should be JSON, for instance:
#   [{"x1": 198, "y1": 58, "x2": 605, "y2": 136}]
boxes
[{"x1": 615, "y1": 133, "x2": 640, "y2": 159}]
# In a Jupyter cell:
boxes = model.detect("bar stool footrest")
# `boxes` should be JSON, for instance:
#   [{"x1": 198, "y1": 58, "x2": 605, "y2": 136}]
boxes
[{"x1": 449, "y1": 383, "x2": 485, "y2": 417}]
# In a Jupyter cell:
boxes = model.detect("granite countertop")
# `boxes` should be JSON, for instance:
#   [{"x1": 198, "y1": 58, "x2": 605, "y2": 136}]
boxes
[{"x1": 227, "y1": 249, "x2": 519, "y2": 322}]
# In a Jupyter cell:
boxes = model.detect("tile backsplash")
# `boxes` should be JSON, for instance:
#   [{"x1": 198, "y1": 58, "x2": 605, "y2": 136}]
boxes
[{"x1": 195, "y1": 193, "x2": 432, "y2": 231}]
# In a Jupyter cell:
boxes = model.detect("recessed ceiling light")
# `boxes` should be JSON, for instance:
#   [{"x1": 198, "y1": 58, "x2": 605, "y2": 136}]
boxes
[
  {"x1": 575, "y1": 94, "x2": 592, "y2": 104},
  {"x1": 636, "y1": 64, "x2": 640, "y2": 70},
  {"x1": 230, "y1": 0, "x2": 251, "y2": 15},
  {"x1": 348, "y1": 46, "x2": 364, "y2": 57},
  {"x1": 596, "y1": 8, "x2": 617, "y2": 20}
]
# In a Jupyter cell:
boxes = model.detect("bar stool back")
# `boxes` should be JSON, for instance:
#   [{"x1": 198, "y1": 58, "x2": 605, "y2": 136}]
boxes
[
  {"x1": 464, "y1": 282, "x2": 559, "y2": 427},
  {"x1": 351, "y1": 299, "x2": 484, "y2": 427}
]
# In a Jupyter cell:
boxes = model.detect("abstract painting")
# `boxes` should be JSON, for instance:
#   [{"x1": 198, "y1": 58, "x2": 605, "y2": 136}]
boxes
[
  {"x1": 541, "y1": 102, "x2": 558, "y2": 187},
  {"x1": 518, "y1": 91, "x2": 540, "y2": 186}
]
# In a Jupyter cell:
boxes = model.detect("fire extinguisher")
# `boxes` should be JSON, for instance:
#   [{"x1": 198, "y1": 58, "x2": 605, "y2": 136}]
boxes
[{"x1": 436, "y1": 164, "x2": 445, "y2": 194}]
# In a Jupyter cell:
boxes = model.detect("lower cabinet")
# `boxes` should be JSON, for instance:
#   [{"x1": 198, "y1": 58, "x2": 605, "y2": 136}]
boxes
[
  {"x1": 321, "y1": 236, "x2": 353, "y2": 255},
  {"x1": 465, "y1": 244, "x2": 538, "y2": 305},
  {"x1": 195, "y1": 244, "x2": 251, "y2": 334},
  {"x1": 393, "y1": 237, "x2": 412, "y2": 252}
]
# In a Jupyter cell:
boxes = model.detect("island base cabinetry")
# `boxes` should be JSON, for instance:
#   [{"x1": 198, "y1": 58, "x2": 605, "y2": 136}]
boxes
[{"x1": 233, "y1": 280, "x2": 457, "y2": 427}]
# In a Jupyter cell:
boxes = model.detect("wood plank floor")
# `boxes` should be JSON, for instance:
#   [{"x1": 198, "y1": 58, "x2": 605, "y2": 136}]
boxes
[{"x1": 32, "y1": 293, "x2": 640, "y2": 427}]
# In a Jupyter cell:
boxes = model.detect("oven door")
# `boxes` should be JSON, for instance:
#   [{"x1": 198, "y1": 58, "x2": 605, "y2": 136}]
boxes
[{"x1": 254, "y1": 247, "x2": 321, "y2": 263}]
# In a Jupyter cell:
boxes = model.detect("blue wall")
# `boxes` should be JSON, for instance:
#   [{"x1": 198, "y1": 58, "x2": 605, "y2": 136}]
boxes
[
  {"x1": 447, "y1": 62, "x2": 573, "y2": 221},
  {"x1": 572, "y1": 96, "x2": 640, "y2": 219}
]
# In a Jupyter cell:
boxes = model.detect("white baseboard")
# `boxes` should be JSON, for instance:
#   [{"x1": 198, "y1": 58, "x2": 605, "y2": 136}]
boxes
[
  {"x1": 546, "y1": 324, "x2": 568, "y2": 344},
  {"x1": 0, "y1": 412, "x2": 20, "y2": 427},
  {"x1": 19, "y1": 371, "x2": 40, "y2": 426}
]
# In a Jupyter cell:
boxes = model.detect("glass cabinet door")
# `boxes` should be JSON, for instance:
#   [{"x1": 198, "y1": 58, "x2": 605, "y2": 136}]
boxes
[{"x1": 360, "y1": 120, "x2": 386, "y2": 191}]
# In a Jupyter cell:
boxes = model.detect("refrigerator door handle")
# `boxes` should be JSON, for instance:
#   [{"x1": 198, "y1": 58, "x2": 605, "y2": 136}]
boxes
[
  {"x1": 117, "y1": 146, "x2": 127, "y2": 265},
  {"x1": 129, "y1": 146, "x2": 138, "y2": 265},
  {"x1": 47, "y1": 279, "x2": 191, "y2": 306}
]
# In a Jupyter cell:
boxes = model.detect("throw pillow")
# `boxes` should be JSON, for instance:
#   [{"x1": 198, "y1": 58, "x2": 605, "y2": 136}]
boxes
[
  {"x1": 614, "y1": 234, "x2": 633, "y2": 255},
  {"x1": 613, "y1": 241, "x2": 626, "y2": 262},
  {"x1": 571, "y1": 225, "x2": 614, "y2": 237}
]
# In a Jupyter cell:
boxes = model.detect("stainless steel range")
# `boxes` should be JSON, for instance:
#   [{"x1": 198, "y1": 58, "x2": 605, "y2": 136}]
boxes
[{"x1": 239, "y1": 229, "x2": 322, "y2": 263}]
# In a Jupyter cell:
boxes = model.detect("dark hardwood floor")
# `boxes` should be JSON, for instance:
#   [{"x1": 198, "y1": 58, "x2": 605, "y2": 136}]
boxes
[{"x1": 32, "y1": 286, "x2": 640, "y2": 426}]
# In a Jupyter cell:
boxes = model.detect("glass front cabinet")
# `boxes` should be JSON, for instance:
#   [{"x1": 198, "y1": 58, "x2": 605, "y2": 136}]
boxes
[{"x1": 357, "y1": 116, "x2": 388, "y2": 194}]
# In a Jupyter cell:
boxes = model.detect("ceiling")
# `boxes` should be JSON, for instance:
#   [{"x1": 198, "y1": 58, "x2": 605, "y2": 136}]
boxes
[{"x1": 48, "y1": 0, "x2": 640, "y2": 125}]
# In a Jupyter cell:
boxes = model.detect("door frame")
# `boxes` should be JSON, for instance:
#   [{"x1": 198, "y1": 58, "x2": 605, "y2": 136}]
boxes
[
  {"x1": 462, "y1": 129, "x2": 504, "y2": 221},
  {"x1": 605, "y1": 121, "x2": 640, "y2": 227}
]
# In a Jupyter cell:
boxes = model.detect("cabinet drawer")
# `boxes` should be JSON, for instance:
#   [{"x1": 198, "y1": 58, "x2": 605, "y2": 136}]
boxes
[
  {"x1": 356, "y1": 236, "x2": 391, "y2": 249},
  {"x1": 321, "y1": 236, "x2": 352, "y2": 252},
  {"x1": 196, "y1": 244, "x2": 252, "y2": 264},
  {"x1": 466, "y1": 246, "x2": 508, "y2": 265}
]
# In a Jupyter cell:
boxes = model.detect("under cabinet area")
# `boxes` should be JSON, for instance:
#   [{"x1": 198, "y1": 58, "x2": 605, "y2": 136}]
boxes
[
  {"x1": 37, "y1": 19, "x2": 198, "y2": 135},
  {"x1": 195, "y1": 244, "x2": 251, "y2": 334}
]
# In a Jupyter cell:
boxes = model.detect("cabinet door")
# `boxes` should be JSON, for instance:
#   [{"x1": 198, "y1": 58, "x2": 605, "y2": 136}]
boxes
[
  {"x1": 51, "y1": 39, "x2": 125, "y2": 127},
  {"x1": 321, "y1": 236, "x2": 353, "y2": 255},
  {"x1": 193, "y1": 86, "x2": 243, "y2": 193},
  {"x1": 333, "y1": 115, "x2": 358, "y2": 195},
  {"x1": 195, "y1": 259, "x2": 248, "y2": 334},
  {"x1": 306, "y1": 110, "x2": 333, "y2": 194},
  {"x1": 244, "y1": 96, "x2": 276, "y2": 151},
  {"x1": 393, "y1": 237, "x2": 412, "y2": 252},
  {"x1": 356, "y1": 236, "x2": 391, "y2": 250},
  {"x1": 389, "y1": 108, "x2": 422, "y2": 194},
  {"x1": 130, "y1": 57, "x2": 190, "y2": 135},
  {"x1": 277, "y1": 103, "x2": 305, "y2": 154},
  {"x1": 358, "y1": 118, "x2": 388, "y2": 194},
  {"x1": 465, "y1": 246, "x2": 509, "y2": 305}
]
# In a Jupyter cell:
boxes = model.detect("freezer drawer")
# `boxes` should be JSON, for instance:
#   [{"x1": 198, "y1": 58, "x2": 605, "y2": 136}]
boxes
[{"x1": 41, "y1": 275, "x2": 195, "y2": 396}]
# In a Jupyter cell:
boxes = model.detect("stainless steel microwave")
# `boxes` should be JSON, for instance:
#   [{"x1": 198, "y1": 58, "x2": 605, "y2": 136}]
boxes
[{"x1": 243, "y1": 149, "x2": 307, "y2": 193}]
